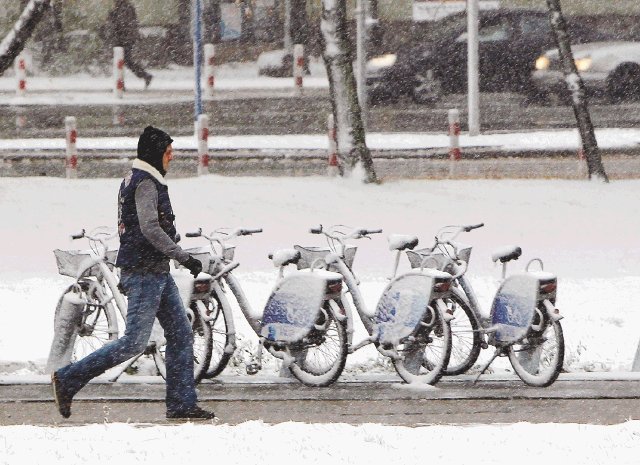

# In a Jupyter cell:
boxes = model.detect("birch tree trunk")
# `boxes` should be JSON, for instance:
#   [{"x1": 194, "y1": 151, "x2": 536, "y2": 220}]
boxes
[
  {"x1": 321, "y1": 0, "x2": 377, "y2": 183},
  {"x1": 545, "y1": 0, "x2": 608, "y2": 182},
  {"x1": 0, "y1": 0, "x2": 51, "y2": 76}
]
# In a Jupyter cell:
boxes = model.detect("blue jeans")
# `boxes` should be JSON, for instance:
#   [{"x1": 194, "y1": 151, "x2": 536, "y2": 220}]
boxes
[{"x1": 56, "y1": 271, "x2": 197, "y2": 413}]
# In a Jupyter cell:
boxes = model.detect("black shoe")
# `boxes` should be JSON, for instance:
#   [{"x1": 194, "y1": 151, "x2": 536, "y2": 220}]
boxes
[
  {"x1": 144, "y1": 75, "x2": 153, "y2": 89},
  {"x1": 166, "y1": 406, "x2": 216, "y2": 420},
  {"x1": 51, "y1": 372, "x2": 72, "y2": 419}
]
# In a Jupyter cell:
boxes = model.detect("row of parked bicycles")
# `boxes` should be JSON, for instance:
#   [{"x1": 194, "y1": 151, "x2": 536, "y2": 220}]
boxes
[{"x1": 47, "y1": 223, "x2": 565, "y2": 388}]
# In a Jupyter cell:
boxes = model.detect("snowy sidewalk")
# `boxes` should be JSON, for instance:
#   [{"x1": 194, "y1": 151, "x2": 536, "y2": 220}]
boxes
[{"x1": 2, "y1": 128, "x2": 640, "y2": 153}]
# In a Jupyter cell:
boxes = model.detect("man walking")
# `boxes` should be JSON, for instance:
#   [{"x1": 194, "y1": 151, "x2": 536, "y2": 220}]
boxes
[
  {"x1": 52, "y1": 126, "x2": 215, "y2": 421},
  {"x1": 106, "y1": 0, "x2": 153, "y2": 88}
]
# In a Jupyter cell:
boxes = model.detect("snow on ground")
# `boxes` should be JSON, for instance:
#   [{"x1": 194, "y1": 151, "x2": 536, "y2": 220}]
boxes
[
  {"x1": 2, "y1": 420, "x2": 640, "y2": 465},
  {"x1": 2, "y1": 175, "x2": 640, "y2": 459},
  {"x1": 1, "y1": 175, "x2": 639, "y2": 373},
  {"x1": 1, "y1": 127, "x2": 640, "y2": 152}
]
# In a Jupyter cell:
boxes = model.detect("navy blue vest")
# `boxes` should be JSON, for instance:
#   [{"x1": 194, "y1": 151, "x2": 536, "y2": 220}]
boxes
[{"x1": 115, "y1": 169, "x2": 177, "y2": 271}]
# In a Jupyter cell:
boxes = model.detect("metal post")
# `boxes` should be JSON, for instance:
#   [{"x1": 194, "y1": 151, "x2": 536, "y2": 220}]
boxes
[
  {"x1": 15, "y1": 54, "x2": 26, "y2": 97},
  {"x1": 467, "y1": 0, "x2": 480, "y2": 136},
  {"x1": 356, "y1": 0, "x2": 368, "y2": 130},
  {"x1": 64, "y1": 116, "x2": 78, "y2": 179},
  {"x1": 293, "y1": 44, "x2": 304, "y2": 96},
  {"x1": 197, "y1": 114, "x2": 209, "y2": 176},
  {"x1": 204, "y1": 43, "x2": 215, "y2": 98},
  {"x1": 113, "y1": 47, "x2": 124, "y2": 98},
  {"x1": 448, "y1": 109, "x2": 461, "y2": 161},
  {"x1": 284, "y1": 0, "x2": 292, "y2": 53},
  {"x1": 193, "y1": 0, "x2": 204, "y2": 125}
]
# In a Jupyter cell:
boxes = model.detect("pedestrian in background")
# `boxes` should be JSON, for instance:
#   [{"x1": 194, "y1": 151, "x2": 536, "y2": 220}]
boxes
[
  {"x1": 104, "y1": 0, "x2": 153, "y2": 88},
  {"x1": 52, "y1": 126, "x2": 215, "y2": 421}
]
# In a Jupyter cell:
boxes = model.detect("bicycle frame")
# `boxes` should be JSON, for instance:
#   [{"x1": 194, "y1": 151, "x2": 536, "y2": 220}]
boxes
[
  {"x1": 297, "y1": 226, "x2": 452, "y2": 358},
  {"x1": 185, "y1": 227, "x2": 346, "y2": 376},
  {"x1": 410, "y1": 223, "x2": 565, "y2": 384}
]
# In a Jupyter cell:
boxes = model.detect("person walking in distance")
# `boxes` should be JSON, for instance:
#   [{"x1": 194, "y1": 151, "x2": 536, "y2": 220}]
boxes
[
  {"x1": 52, "y1": 126, "x2": 215, "y2": 420},
  {"x1": 106, "y1": 0, "x2": 153, "y2": 88}
]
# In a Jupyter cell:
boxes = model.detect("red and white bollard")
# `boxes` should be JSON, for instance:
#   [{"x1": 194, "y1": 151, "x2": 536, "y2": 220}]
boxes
[
  {"x1": 15, "y1": 54, "x2": 27, "y2": 97},
  {"x1": 113, "y1": 47, "x2": 125, "y2": 98},
  {"x1": 65, "y1": 116, "x2": 78, "y2": 178},
  {"x1": 197, "y1": 114, "x2": 209, "y2": 176},
  {"x1": 204, "y1": 43, "x2": 215, "y2": 98},
  {"x1": 293, "y1": 44, "x2": 304, "y2": 96},
  {"x1": 448, "y1": 109, "x2": 461, "y2": 161},
  {"x1": 15, "y1": 107, "x2": 27, "y2": 130},
  {"x1": 327, "y1": 114, "x2": 339, "y2": 176}
]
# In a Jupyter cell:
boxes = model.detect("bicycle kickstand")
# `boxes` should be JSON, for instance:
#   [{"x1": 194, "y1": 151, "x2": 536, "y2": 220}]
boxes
[
  {"x1": 245, "y1": 338, "x2": 264, "y2": 375},
  {"x1": 473, "y1": 347, "x2": 503, "y2": 385}
]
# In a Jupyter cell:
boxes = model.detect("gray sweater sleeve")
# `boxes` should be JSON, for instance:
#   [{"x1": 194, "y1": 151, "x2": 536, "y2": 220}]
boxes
[{"x1": 135, "y1": 179, "x2": 190, "y2": 264}]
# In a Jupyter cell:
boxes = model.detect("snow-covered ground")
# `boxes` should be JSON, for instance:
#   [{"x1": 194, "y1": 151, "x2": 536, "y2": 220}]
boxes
[
  {"x1": 1, "y1": 175, "x2": 639, "y2": 372},
  {"x1": 1, "y1": 127, "x2": 640, "y2": 153},
  {"x1": 2, "y1": 175, "x2": 640, "y2": 461},
  {"x1": 2, "y1": 420, "x2": 639, "y2": 465}
]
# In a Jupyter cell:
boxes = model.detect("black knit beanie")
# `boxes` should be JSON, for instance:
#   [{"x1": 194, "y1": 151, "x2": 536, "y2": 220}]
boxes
[{"x1": 137, "y1": 126, "x2": 173, "y2": 176}]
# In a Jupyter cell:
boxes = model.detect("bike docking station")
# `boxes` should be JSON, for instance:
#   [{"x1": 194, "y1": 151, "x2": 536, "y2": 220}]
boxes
[
  {"x1": 406, "y1": 223, "x2": 565, "y2": 387},
  {"x1": 180, "y1": 227, "x2": 348, "y2": 387},
  {"x1": 294, "y1": 225, "x2": 456, "y2": 385}
]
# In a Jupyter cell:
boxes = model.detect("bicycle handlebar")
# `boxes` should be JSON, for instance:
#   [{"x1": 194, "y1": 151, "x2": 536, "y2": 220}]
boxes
[
  {"x1": 186, "y1": 227, "x2": 263, "y2": 245},
  {"x1": 309, "y1": 224, "x2": 382, "y2": 242},
  {"x1": 435, "y1": 223, "x2": 484, "y2": 243},
  {"x1": 463, "y1": 223, "x2": 484, "y2": 232}
]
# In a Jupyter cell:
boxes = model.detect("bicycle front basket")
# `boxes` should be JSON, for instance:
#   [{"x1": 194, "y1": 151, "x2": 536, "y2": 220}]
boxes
[
  {"x1": 54, "y1": 249, "x2": 118, "y2": 278},
  {"x1": 182, "y1": 247, "x2": 213, "y2": 272},
  {"x1": 294, "y1": 245, "x2": 357, "y2": 271},
  {"x1": 406, "y1": 249, "x2": 452, "y2": 272}
]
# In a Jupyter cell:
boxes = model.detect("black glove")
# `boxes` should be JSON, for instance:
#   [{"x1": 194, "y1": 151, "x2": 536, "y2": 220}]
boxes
[{"x1": 182, "y1": 256, "x2": 203, "y2": 278}]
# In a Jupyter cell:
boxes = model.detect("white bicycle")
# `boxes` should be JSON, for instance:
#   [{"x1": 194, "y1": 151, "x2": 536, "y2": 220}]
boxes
[
  {"x1": 406, "y1": 223, "x2": 565, "y2": 387},
  {"x1": 294, "y1": 225, "x2": 454, "y2": 385},
  {"x1": 183, "y1": 227, "x2": 349, "y2": 387},
  {"x1": 47, "y1": 227, "x2": 213, "y2": 382}
]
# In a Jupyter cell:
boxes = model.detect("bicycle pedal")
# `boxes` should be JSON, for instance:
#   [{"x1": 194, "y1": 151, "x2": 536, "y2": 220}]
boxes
[{"x1": 245, "y1": 363, "x2": 260, "y2": 375}]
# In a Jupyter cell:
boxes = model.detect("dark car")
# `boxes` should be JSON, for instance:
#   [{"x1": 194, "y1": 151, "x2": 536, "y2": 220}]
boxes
[{"x1": 366, "y1": 9, "x2": 605, "y2": 104}]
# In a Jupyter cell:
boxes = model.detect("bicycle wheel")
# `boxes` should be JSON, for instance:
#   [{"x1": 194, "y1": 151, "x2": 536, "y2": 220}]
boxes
[
  {"x1": 60, "y1": 281, "x2": 119, "y2": 362},
  {"x1": 153, "y1": 299, "x2": 213, "y2": 383},
  {"x1": 441, "y1": 289, "x2": 482, "y2": 375},
  {"x1": 393, "y1": 302, "x2": 451, "y2": 385},
  {"x1": 202, "y1": 291, "x2": 233, "y2": 379},
  {"x1": 288, "y1": 300, "x2": 348, "y2": 387},
  {"x1": 507, "y1": 310, "x2": 564, "y2": 387}
]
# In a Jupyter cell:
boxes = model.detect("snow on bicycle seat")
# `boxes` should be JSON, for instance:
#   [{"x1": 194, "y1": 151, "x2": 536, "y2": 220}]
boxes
[
  {"x1": 387, "y1": 234, "x2": 419, "y2": 251},
  {"x1": 270, "y1": 248, "x2": 301, "y2": 267},
  {"x1": 491, "y1": 245, "x2": 522, "y2": 263}
]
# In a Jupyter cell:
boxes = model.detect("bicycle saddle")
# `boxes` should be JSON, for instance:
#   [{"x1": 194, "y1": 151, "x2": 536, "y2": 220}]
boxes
[
  {"x1": 269, "y1": 249, "x2": 301, "y2": 267},
  {"x1": 491, "y1": 245, "x2": 522, "y2": 263},
  {"x1": 388, "y1": 234, "x2": 419, "y2": 251}
]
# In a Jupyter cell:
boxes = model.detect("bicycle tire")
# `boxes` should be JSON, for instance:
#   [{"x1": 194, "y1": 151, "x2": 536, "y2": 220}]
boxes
[
  {"x1": 202, "y1": 291, "x2": 233, "y2": 379},
  {"x1": 442, "y1": 288, "x2": 482, "y2": 375},
  {"x1": 507, "y1": 312, "x2": 564, "y2": 387},
  {"x1": 393, "y1": 301, "x2": 452, "y2": 385},
  {"x1": 58, "y1": 281, "x2": 119, "y2": 363},
  {"x1": 153, "y1": 299, "x2": 213, "y2": 384},
  {"x1": 288, "y1": 300, "x2": 348, "y2": 387}
]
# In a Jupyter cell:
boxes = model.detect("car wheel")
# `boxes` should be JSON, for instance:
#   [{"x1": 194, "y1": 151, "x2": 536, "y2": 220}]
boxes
[
  {"x1": 412, "y1": 69, "x2": 442, "y2": 104},
  {"x1": 607, "y1": 63, "x2": 640, "y2": 103}
]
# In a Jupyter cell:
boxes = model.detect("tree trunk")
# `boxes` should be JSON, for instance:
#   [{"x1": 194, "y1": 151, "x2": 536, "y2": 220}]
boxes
[
  {"x1": 320, "y1": 0, "x2": 377, "y2": 184},
  {"x1": 545, "y1": 0, "x2": 608, "y2": 182},
  {"x1": 0, "y1": 0, "x2": 51, "y2": 76}
]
